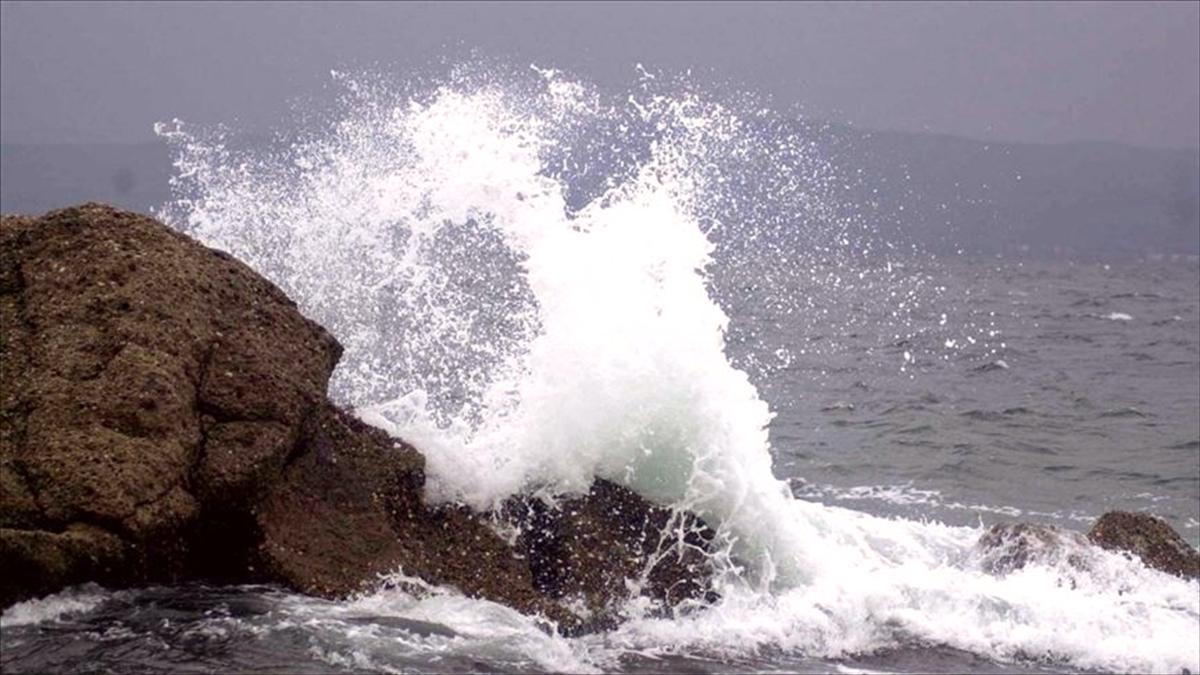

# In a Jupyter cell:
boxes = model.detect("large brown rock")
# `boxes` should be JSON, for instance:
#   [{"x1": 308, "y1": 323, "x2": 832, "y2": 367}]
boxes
[
  {"x1": 0, "y1": 204, "x2": 715, "y2": 632},
  {"x1": 1, "y1": 203, "x2": 341, "y2": 604}
]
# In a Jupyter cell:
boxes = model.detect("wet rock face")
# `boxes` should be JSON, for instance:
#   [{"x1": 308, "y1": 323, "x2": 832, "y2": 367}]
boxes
[
  {"x1": 0, "y1": 204, "x2": 715, "y2": 632},
  {"x1": 1087, "y1": 511, "x2": 1200, "y2": 580}
]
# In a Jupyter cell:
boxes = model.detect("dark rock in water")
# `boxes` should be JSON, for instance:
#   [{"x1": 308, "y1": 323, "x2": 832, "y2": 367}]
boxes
[
  {"x1": 0, "y1": 524, "x2": 126, "y2": 604},
  {"x1": 0, "y1": 204, "x2": 714, "y2": 632},
  {"x1": 975, "y1": 522, "x2": 1090, "y2": 575},
  {"x1": 503, "y1": 479, "x2": 718, "y2": 633},
  {"x1": 1087, "y1": 511, "x2": 1200, "y2": 580}
]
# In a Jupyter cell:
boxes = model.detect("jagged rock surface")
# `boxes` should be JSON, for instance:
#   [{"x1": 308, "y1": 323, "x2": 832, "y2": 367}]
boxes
[{"x1": 0, "y1": 204, "x2": 715, "y2": 631}]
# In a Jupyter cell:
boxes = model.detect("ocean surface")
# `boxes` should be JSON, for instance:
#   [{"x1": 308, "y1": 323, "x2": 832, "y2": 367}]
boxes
[
  {"x1": 3, "y1": 66, "x2": 1198, "y2": 674},
  {"x1": 750, "y1": 259, "x2": 1200, "y2": 538}
]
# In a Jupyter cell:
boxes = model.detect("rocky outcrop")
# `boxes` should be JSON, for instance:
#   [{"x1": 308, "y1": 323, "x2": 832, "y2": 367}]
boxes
[
  {"x1": 1087, "y1": 511, "x2": 1200, "y2": 580},
  {"x1": 976, "y1": 513, "x2": 1199, "y2": 580},
  {"x1": 2, "y1": 203, "x2": 340, "y2": 604},
  {"x1": 0, "y1": 204, "x2": 715, "y2": 631}
]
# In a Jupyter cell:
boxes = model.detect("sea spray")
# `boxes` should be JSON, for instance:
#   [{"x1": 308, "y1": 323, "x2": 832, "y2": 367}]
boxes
[
  {"x1": 158, "y1": 64, "x2": 820, "y2": 578},
  {"x1": 157, "y1": 63, "x2": 1199, "y2": 673}
]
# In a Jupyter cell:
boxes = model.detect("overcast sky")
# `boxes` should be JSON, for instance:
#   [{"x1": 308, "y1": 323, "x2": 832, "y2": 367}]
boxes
[{"x1": 2, "y1": 1, "x2": 1198, "y2": 148}]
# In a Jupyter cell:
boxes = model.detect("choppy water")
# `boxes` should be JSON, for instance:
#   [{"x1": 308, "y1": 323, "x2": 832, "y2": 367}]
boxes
[
  {"x1": 0, "y1": 582, "x2": 1085, "y2": 674},
  {"x1": 3, "y1": 64, "x2": 1197, "y2": 673},
  {"x1": 754, "y1": 260, "x2": 1200, "y2": 538}
]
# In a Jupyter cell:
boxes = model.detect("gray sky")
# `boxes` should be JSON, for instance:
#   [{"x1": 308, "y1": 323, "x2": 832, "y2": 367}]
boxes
[{"x1": 2, "y1": 1, "x2": 1198, "y2": 148}]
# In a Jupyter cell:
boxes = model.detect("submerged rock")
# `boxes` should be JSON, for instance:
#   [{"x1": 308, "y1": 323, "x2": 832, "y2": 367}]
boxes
[
  {"x1": 1087, "y1": 511, "x2": 1200, "y2": 580},
  {"x1": 0, "y1": 204, "x2": 715, "y2": 631},
  {"x1": 976, "y1": 522, "x2": 1090, "y2": 575}
]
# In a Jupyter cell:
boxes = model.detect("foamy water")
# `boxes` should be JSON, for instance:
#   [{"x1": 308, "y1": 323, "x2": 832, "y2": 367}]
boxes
[{"x1": 135, "y1": 64, "x2": 1200, "y2": 673}]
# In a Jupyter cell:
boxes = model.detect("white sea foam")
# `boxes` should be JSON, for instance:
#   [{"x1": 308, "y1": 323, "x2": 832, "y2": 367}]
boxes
[
  {"x1": 157, "y1": 63, "x2": 1200, "y2": 673},
  {"x1": 267, "y1": 572, "x2": 596, "y2": 673},
  {"x1": 0, "y1": 584, "x2": 110, "y2": 628}
]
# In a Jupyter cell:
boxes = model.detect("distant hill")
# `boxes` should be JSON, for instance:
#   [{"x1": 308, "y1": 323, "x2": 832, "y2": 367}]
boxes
[
  {"x1": 2, "y1": 130, "x2": 1197, "y2": 260},
  {"x1": 820, "y1": 127, "x2": 1200, "y2": 259}
]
